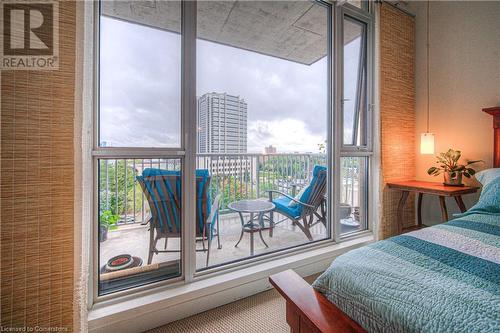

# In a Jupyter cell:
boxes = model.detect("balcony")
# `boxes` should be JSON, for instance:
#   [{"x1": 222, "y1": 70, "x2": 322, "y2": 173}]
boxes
[{"x1": 98, "y1": 154, "x2": 363, "y2": 273}]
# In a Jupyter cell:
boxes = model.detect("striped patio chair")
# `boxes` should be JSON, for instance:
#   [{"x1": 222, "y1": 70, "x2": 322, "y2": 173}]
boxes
[
  {"x1": 137, "y1": 168, "x2": 221, "y2": 267},
  {"x1": 267, "y1": 165, "x2": 327, "y2": 241}
]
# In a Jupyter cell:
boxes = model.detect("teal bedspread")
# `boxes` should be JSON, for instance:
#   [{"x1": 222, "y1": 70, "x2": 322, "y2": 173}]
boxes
[{"x1": 313, "y1": 213, "x2": 500, "y2": 333}]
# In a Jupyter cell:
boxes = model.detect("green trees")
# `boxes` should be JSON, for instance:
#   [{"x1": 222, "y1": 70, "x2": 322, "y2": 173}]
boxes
[
  {"x1": 99, "y1": 160, "x2": 142, "y2": 221},
  {"x1": 211, "y1": 175, "x2": 250, "y2": 210},
  {"x1": 210, "y1": 154, "x2": 327, "y2": 210},
  {"x1": 98, "y1": 155, "x2": 329, "y2": 218}
]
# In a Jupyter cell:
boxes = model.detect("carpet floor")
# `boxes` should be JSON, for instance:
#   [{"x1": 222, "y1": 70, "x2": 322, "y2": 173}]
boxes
[{"x1": 145, "y1": 275, "x2": 319, "y2": 333}]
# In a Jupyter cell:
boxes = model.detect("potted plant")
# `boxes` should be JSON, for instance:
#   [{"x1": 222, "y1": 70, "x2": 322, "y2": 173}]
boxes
[
  {"x1": 427, "y1": 149, "x2": 482, "y2": 186},
  {"x1": 99, "y1": 210, "x2": 119, "y2": 242}
]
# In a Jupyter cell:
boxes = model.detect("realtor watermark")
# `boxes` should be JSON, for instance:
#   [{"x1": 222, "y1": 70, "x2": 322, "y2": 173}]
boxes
[{"x1": 0, "y1": 0, "x2": 59, "y2": 70}]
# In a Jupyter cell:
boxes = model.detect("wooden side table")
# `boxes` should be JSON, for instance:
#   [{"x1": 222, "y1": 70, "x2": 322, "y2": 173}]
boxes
[{"x1": 387, "y1": 180, "x2": 479, "y2": 234}]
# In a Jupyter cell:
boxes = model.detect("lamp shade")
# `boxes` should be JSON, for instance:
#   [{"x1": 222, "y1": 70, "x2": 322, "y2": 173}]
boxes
[{"x1": 420, "y1": 132, "x2": 435, "y2": 154}]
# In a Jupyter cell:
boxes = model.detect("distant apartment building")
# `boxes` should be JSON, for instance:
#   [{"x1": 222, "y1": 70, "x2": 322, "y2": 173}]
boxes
[
  {"x1": 264, "y1": 145, "x2": 277, "y2": 154},
  {"x1": 197, "y1": 92, "x2": 247, "y2": 154}
]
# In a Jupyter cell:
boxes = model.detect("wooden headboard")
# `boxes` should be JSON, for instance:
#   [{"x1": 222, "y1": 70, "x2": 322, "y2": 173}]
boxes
[{"x1": 483, "y1": 106, "x2": 500, "y2": 167}]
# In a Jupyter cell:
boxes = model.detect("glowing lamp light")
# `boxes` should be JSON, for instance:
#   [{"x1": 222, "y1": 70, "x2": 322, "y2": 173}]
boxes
[{"x1": 420, "y1": 132, "x2": 435, "y2": 154}]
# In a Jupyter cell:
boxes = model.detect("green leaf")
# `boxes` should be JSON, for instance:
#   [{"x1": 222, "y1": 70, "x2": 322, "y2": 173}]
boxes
[
  {"x1": 466, "y1": 168, "x2": 476, "y2": 175},
  {"x1": 466, "y1": 160, "x2": 483, "y2": 165},
  {"x1": 100, "y1": 210, "x2": 119, "y2": 227},
  {"x1": 427, "y1": 167, "x2": 438, "y2": 175}
]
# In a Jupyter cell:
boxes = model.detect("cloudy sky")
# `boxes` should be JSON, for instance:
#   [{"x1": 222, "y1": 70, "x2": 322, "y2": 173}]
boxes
[{"x1": 100, "y1": 16, "x2": 360, "y2": 153}]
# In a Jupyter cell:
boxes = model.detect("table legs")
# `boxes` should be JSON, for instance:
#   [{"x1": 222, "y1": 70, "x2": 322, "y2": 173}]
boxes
[
  {"x1": 249, "y1": 212, "x2": 255, "y2": 256},
  {"x1": 269, "y1": 211, "x2": 274, "y2": 237},
  {"x1": 234, "y1": 211, "x2": 269, "y2": 256},
  {"x1": 438, "y1": 196, "x2": 448, "y2": 222},
  {"x1": 454, "y1": 196, "x2": 467, "y2": 213},
  {"x1": 258, "y1": 212, "x2": 269, "y2": 249},
  {"x1": 398, "y1": 192, "x2": 468, "y2": 233},
  {"x1": 397, "y1": 190, "x2": 410, "y2": 234},
  {"x1": 235, "y1": 212, "x2": 245, "y2": 248},
  {"x1": 438, "y1": 195, "x2": 466, "y2": 221},
  {"x1": 417, "y1": 193, "x2": 423, "y2": 227},
  {"x1": 441, "y1": 195, "x2": 470, "y2": 221}
]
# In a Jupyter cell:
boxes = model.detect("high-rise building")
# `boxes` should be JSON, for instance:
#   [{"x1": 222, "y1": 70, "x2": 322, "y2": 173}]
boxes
[
  {"x1": 197, "y1": 92, "x2": 247, "y2": 153},
  {"x1": 264, "y1": 145, "x2": 277, "y2": 154}
]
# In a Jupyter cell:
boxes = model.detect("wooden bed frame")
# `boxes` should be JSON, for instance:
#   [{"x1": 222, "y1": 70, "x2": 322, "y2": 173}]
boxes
[
  {"x1": 270, "y1": 270, "x2": 365, "y2": 333},
  {"x1": 483, "y1": 106, "x2": 500, "y2": 168},
  {"x1": 269, "y1": 108, "x2": 500, "y2": 333}
]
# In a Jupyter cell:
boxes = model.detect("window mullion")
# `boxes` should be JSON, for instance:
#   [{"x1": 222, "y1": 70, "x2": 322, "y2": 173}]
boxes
[
  {"x1": 181, "y1": 0, "x2": 197, "y2": 283},
  {"x1": 333, "y1": 3, "x2": 343, "y2": 243}
]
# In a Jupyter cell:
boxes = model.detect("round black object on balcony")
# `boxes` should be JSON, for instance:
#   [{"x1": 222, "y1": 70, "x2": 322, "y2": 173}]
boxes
[{"x1": 104, "y1": 254, "x2": 136, "y2": 272}]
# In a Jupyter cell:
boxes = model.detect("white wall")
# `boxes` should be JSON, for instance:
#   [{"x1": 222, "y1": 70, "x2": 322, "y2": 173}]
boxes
[{"x1": 408, "y1": 1, "x2": 500, "y2": 225}]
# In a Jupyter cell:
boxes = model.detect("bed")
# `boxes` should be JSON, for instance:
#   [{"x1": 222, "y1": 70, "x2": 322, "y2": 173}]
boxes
[
  {"x1": 312, "y1": 210, "x2": 499, "y2": 332},
  {"x1": 271, "y1": 208, "x2": 499, "y2": 332},
  {"x1": 270, "y1": 109, "x2": 500, "y2": 333}
]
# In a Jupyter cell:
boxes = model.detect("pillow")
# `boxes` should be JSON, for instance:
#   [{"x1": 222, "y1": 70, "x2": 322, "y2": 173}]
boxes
[
  {"x1": 475, "y1": 168, "x2": 500, "y2": 186},
  {"x1": 459, "y1": 168, "x2": 500, "y2": 216},
  {"x1": 288, "y1": 185, "x2": 309, "y2": 208}
]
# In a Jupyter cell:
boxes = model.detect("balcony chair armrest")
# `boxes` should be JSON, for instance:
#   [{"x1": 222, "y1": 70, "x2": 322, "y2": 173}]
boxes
[
  {"x1": 205, "y1": 194, "x2": 221, "y2": 227},
  {"x1": 266, "y1": 190, "x2": 315, "y2": 209}
]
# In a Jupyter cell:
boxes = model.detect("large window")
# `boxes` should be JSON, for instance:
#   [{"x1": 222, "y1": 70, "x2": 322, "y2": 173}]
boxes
[
  {"x1": 97, "y1": 1, "x2": 184, "y2": 295},
  {"x1": 196, "y1": 0, "x2": 331, "y2": 269},
  {"x1": 94, "y1": 0, "x2": 373, "y2": 297}
]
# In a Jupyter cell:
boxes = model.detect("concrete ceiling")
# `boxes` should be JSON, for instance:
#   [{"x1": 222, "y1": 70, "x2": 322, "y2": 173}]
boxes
[{"x1": 102, "y1": 1, "x2": 360, "y2": 65}]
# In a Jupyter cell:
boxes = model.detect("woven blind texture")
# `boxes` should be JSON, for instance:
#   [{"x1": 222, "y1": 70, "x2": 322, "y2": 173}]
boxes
[
  {"x1": 1, "y1": 1, "x2": 76, "y2": 330},
  {"x1": 379, "y1": 4, "x2": 416, "y2": 239}
]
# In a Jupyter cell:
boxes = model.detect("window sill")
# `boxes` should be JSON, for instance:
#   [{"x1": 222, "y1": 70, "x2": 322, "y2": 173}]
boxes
[{"x1": 88, "y1": 233, "x2": 374, "y2": 333}]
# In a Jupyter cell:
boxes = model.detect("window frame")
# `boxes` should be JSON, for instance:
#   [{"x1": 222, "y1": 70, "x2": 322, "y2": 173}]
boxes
[
  {"x1": 336, "y1": 3, "x2": 375, "y2": 241},
  {"x1": 339, "y1": 3, "x2": 374, "y2": 153},
  {"x1": 90, "y1": 0, "x2": 375, "y2": 303},
  {"x1": 343, "y1": 16, "x2": 367, "y2": 147},
  {"x1": 92, "y1": 1, "x2": 197, "y2": 300}
]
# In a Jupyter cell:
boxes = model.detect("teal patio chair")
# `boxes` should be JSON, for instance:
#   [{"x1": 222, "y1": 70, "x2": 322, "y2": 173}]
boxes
[
  {"x1": 267, "y1": 165, "x2": 327, "y2": 241},
  {"x1": 137, "y1": 168, "x2": 221, "y2": 267}
]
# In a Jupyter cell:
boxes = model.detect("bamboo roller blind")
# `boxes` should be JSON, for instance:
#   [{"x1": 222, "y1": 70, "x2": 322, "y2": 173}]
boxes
[
  {"x1": 1, "y1": 1, "x2": 76, "y2": 330},
  {"x1": 379, "y1": 3, "x2": 416, "y2": 239}
]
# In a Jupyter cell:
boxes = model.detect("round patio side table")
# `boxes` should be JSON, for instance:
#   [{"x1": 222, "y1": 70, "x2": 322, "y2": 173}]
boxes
[{"x1": 228, "y1": 199, "x2": 275, "y2": 256}]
